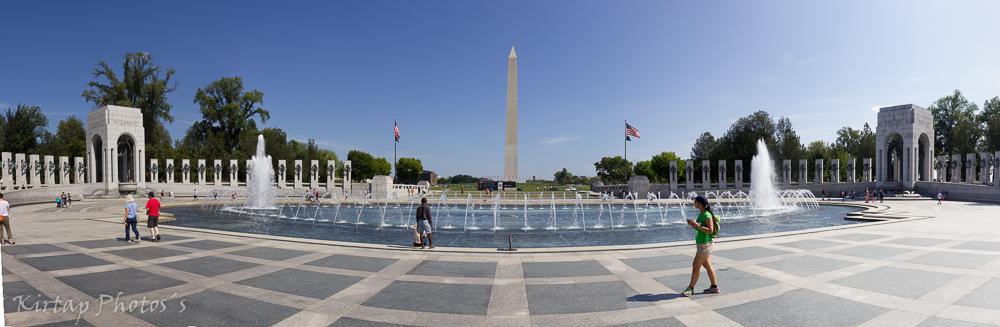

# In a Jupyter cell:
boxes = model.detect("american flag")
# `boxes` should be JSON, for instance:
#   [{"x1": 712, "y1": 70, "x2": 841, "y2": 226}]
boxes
[
  {"x1": 626, "y1": 123, "x2": 640, "y2": 139},
  {"x1": 394, "y1": 122, "x2": 400, "y2": 143}
]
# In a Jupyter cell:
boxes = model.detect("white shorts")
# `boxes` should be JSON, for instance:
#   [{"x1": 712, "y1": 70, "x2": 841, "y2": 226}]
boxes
[{"x1": 417, "y1": 220, "x2": 432, "y2": 234}]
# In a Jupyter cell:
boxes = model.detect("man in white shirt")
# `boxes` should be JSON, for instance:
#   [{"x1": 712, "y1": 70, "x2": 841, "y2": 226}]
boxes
[{"x1": 0, "y1": 193, "x2": 13, "y2": 245}]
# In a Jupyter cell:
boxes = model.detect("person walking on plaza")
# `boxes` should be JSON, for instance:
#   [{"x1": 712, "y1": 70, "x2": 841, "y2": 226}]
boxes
[
  {"x1": 682, "y1": 195, "x2": 719, "y2": 297},
  {"x1": 879, "y1": 190, "x2": 885, "y2": 203},
  {"x1": 193, "y1": 189, "x2": 198, "y2": 201},
  {"x1": 145, "y1": 191, "x2": 162, "y2": 242},
  {"x1": 123, "y1": 195, "x2": 141, "y2": 243},
  {"x1": 937, "y1": 192, "x2": 942, "y2": 205},
  {"x1": 864, "y1": 188, "x2": 870, "y2": 203},
  {"x1": 840, "y1": 190, "x2": 845, "y2": 202},
  {"x1": 66, "y1": 193, "x2": 72, "y2": 209},
  {"x1": 0, "y1": 193, "x2": 14, "y2": 245},
  {"x1": 416, "y1": 197, "x2": 434, "y2": 249}
]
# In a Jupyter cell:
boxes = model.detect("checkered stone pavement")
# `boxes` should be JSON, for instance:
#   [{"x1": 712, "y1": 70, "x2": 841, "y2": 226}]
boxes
[{"x1": 2, "y1": 198, "x2": 999, "y2": 326}]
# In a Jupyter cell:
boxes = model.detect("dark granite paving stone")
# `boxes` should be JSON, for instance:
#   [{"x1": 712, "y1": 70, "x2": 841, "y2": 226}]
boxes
[
  {"x1": 526, "y1": 281, "x2": 652, "y2": 315},
  {"x1": 831, "y1": 266, "x2": 960, "y2": 298},
  {"x1": 828, "y1": 245, "x2": 913, "y2": 259},
  {"x1": 329, "y1": 317, "x2": 414, "y2": 327},
  {"x1": 104, "y1": 246, "x2": 191, "y2": 261},
  {"x1": 608, "y1": 317, "x2": 686, "y2": 327},
  {"x1": 405, "y1": 260, "x2": 496, "y2": 278},
  {"x1": 917, "y1": 317, "x2": 995, "y2": 327},
  {"x1": 68, "y1": 239, "x2": 129, "y2": 249},
  {"x1": 129, "y1": 289, "x2": 298, "y2": 327},
  {"x1": 4, "y1": 281, "x2": 61, "y2": 311},
  {"x1": 827, "y1": 233, "x2": 890, "y2": 242},
  {"x1": 228, "y1": 247, "x2": 312, "y2": 261},
  {"x1": 905, "y1": 252, "x2": 998, "y2": 269},
  {"x1": 715, "y1": 289, "x2": 888, "y2": 327},
  {"x1": 160, "y1": 256, "x2": 261, "y2": 277},
  {"x1": 621, "y1": 255, "x2": 693, "y2": 272},
  {"x1": 171, "y1": 239, "x2": 244, "y2": 251},
  {"x1": 653, "y1": 268, "x2": 780, "y2": 298},
  {"x1": 363, "y1": 281, "x2": 492, "y2": 315},
  {"x1": 952, "y1": 241, "x2": 1000, "y2": 252},
  {"x1": 954, "y1": 278, "x2": 1000, "y2": 310},
  {"x1": 18, "y1": 253, "x2": 113, "y2": 272},
  {"x1": 522, "y1": 261, "x2": 612, "y2": 278},
  {"x1": 2, "y1": 267, "x2": 10, "y2": 275},
  {"x1": 237, "y1": 268, "x2": 364, "y2": 299},
  {"x1": 305, "y1": 254, "x2": 398, "y2": 272},
  {"x1": 152, "y1": 234, "x2": 192, "y2": 242},
  {"x1": 56, "y1": 268, "x2": 186, "y2": 299},
  {"x1": 31, "y1": 319, "x2": 96, "y2": 327},
  {"x1": 882, "y1": 237, "x2": 952, "y2": 247},
  {"x1": 757, "y1": 255, "x2": 860, "y2": 277},
  {"x1": 712, "y1": 247, "x2": 791, "y2": 261},
  {"x1": 1, "y1": 243, "x2": 66, "y2": 255},
  {"x1": 775, "y1": 240, "x2": 846, "y2": 251}
]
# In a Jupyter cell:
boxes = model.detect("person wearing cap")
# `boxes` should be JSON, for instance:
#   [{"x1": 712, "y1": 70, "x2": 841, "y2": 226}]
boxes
[
  {"x1": 682, "y1": 195, "x2": 719, "y2": 297},
  {"x1": 123, "y1": 194, "x2": 141, "y2": 243},
  {"x1": 145, "y1": 191, "x2": 162, "y2": 241}
]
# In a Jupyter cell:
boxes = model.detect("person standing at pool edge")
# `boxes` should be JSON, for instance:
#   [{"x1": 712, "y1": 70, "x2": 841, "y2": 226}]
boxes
[
  {"x1": 682, "y1": 195, "x2": 719, "y2": 297},
  {"x1": 416, "y1": 197, "x2": 434, "y2": 249},
  {"x1": 145, "y1": 191, "x2": 162, "y2": 241}
]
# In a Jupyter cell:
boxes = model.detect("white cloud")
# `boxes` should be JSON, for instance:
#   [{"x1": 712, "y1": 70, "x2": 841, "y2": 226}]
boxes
[
  {"x1": 783, "y1": 53, "x2": 824, "y2": 67},
  {"x1": 870, "y1": 105, "x2": 884, "y2": 112},
  {"x1": 0, "y1": 102, "x2": 12, "y2": 109},
  {"x1": 543, "y1": 136, "x2": 581, "y2": 146},
  {"x1": 754, "y1": 74, "x2": 793, "y2": 84}
]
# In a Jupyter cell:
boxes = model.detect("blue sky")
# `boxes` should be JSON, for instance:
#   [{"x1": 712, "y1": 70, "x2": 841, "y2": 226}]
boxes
[{"x1": 3, "y1": 0, "x2": 999, "y2": 179}]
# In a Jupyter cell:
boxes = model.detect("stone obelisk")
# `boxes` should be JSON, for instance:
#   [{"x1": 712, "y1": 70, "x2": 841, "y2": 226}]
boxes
[{"x1": 505, "y1": 47, "x2": 518, "y2": 182}]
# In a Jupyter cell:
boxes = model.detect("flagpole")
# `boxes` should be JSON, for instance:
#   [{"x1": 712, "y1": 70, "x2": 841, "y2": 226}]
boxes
[
  {"x1": 625, "y1": 120, "x2": 628, "y2": 181},
  {"x1": 394, "y1": 118, "x2": 397, "y2": 183}
]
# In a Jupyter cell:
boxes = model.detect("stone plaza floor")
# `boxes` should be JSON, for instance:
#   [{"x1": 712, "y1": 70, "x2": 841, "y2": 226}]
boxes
[{"x1": 2, "y1": 197, "x2": 999, "y2": 326}]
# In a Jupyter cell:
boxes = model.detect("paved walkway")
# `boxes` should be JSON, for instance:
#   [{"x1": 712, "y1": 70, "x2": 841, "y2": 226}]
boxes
[{"x1": 2, "y1": 198, "x2": 999, "y2": 326}]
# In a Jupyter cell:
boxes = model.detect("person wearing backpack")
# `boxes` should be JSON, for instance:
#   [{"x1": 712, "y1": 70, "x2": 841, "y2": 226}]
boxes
[{"x1": 682, "y1": 195, "x2": 720, "y2": 297}]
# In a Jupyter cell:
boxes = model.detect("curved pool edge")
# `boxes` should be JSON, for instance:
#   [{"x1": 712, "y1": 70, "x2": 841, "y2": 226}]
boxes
[{"x1": 157, "y1": 202, "x2": 922, "y2": 254}]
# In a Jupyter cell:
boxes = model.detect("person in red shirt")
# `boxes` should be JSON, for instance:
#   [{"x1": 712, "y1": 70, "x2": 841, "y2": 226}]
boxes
[{"x1": 145, "y1": 191, "x2": 162, "y2": 241}]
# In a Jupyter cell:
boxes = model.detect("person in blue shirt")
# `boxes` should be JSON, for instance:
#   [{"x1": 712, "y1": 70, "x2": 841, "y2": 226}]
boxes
[{"x1": 123, "y1": 194, "x2": 141, "y2": 243}]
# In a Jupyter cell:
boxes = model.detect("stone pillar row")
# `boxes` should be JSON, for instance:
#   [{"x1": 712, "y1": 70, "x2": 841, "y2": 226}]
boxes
[
  {"x1": 659, "y1": 157, "x2": 874, "y2": 190},
  {"x1": 143, "y1": 158, "x2": 344, "y2": 190}
]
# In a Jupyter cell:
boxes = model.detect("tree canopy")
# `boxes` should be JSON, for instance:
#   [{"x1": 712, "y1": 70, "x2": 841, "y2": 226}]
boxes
[
  {"x1": 396, "y1": 157, "x2": 423, "y2": 183},
  {"x1": 1, "y1": 104, "x2": 49, "y2": 154},
  {"x1": 929, "y1": 90, "x2": 979, "y2": 156},
  {"x1": 347, "y1": 150, "x2": 391, "y2": 182},
  {"x1": 192, "y1": 76, "x2": 268, "y2": 156},
  {"x1": 81, "y1": 52, "x2": 178, "y2": 159},
  {"x1": 650, "y1": 151, "x2": 685, "y2": 182},
  {"x1": 594, "y1": 156, "x2": 632, "y2": 184}
]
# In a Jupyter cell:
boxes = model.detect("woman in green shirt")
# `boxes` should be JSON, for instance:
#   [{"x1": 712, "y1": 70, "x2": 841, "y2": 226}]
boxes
[{"x1": 682, "y1": 195, "x2": 719, "y2": 296}]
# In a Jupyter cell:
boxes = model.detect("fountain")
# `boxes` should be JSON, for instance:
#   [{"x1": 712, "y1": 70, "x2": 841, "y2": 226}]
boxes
[{"x1": 246, "y1": 135, "x2": 276, "y2": 209}]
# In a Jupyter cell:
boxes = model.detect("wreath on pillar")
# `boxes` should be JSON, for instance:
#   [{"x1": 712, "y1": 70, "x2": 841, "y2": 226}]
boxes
[{"x1": 799, "y1": 164, "x2": 806, "y2": 173}]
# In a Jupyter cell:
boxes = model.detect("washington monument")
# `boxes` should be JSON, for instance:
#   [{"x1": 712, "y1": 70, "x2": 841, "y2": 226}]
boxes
[{"x1": 505, "y1": 47, "x2": 518, "y2": 181}]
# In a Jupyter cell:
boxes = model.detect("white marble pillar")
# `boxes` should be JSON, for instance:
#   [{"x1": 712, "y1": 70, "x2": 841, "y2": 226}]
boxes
[
  {"x1": 980, "y1": 152, "x2": 990, "y2": 185},
  {"x1": 701, "y1": 160, "x2": 711, "y2": 190},
  {"x1": 862, "y1": 158, "x2": 872, "y2": 182},
  {"x1": 669, "y1": 161, "x2": 678, "y2": 190},
  {"x1": 717, "y1": 160, "x2": 727, "y2": 189},
  {"x1": 685, "y1": 160, "x2": 693, "y2": 191},
  {"x1": 950, "y1": 154, "x2": 961, "y2": 183},
  {"x1": 830, "y1": 159, "x2": 840, "y2": 184},
  {"x1": 310, "y1": 160, "x2": 319, "y2": 190},
  {"x1": 244, "y1": 161, "x2": 251, "y2": 186},
  {"x1": 44, "y1": 155, "x2": 55, "y2": 186},
  {"x1": 734, "y1": 160, "x2": 743, "y2": 189},
  {"x1": 782, "y1": 159, "x2": 791, "y2": 186},
  {"x1": 966, "y1": 154, "x2": 977, "y2": 184},
  {"x1": 1, "y1": 152, "x2": 11, "y2": 189},
  {"x1": 30, "y1": 154, "x2": 41, "y2": 188},
  {"x1": 325, "y1": 161, "x2": 336, "y2": 190},
  {"x1": 15, "y1": 154, "x2": 26, "y2": 188},
  {"x1": 847, "y1": 158, "x2": 856, "y2": 183},
  {"x1": 798, "y1": 159, "x2": 808, "y2": 185},
  {"x1": 230, "y1": 159, "x2": 238, "y2": 186},
  {"x1": 181, "y1": 159, "x2": 191, "y2": 184},
  {"x1": 87, "y1": 149, "x2": 95, "y2": 185},
  {"x1": 294, "y1": 159, "x2": 303, "y2": 189},
  {"x1": 213, "y1": 159, "x2": 222, "y2": 185},
  {"x1": 149, "y1": 159, "x2": 158, "y2": 184},
  {"x1": 165, "y1": 159, "x2": 175, "y2": 184},
  {"x1": 815, "y1": 159, "x2": 824, "y2": 185},
  {"x1": 994, "y1": 151, "x2": 1000, "y2": 187},
  {"x1": 343, "y1": 160, "x2": 352, "y2": 194},
  {"x1": 935, "y1": 155, "x2": 945, "y2": 182},
  {"x1": 74, "y1": 157, "x2": 85, "y2": 184},
  {"x1": 197, "y1": 159, "x2": 206, "y2": 185},
  {"x1": 277, "y1": 160, "x2": 287, "y2": 188},
  {"x1": 59, "y1": 156, "x2": 69, "y2": 185}
]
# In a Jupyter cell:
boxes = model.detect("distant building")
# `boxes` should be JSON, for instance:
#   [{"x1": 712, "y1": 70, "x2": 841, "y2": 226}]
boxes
[{"x1": 419, "y1": 170, "x2": 439, "y2": 185}]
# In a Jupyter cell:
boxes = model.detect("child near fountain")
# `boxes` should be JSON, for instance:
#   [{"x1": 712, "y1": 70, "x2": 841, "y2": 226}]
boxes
[{"x1": 682, "y1": 195, "x2": 719, "y2": 297}]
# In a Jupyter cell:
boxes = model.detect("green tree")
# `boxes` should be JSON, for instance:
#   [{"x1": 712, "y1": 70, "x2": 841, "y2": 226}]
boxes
[
  {"x1": 951, "y1": 115, "x2": 981, "y2": 156},
  {"x1": 554, "y1": 168, "x2": 572, "y2": 184},
  {"x1": 55, "y1": 115, "x2": 87, "y2": 158},
  {"x1": 396, "y1": 157, "x2": 423, "y2": 183},
  {"x1": 929, "y1": 90, "x2": 979, "y2": 156},
  {"x1": 980, "y1": 97, "x2": 1000, "y2": 152},
  {"x1": 448, "y1": 174, "x2": 478, "y2": 184},
  {"x1": 594, "y1": 156, "x2": 632, "y2": 184},
  {"x1": 192, "y1": 76, "x2": 268, "y2": 156},
  {"x1": 690, "y1": 132, "x2": 716, "y2": 160},
  {"x1": 347, "y1": 150, "x2": 391, "y2": 182},
  {"x1": 650, "y1": 151, "x2": 685, "y2": 183},
  {"x1": 712, "y1": 111, "x2": 777, "y2": 182},
  {"x1": 633, "y1": 160, "x2": 656, "y2": 181},
  {"x1": 81, "y1": 52, "x2": 179, "y2": 160},
  {"x1": 1, "y1": 104, "x2": 49, "y2": 154}
]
